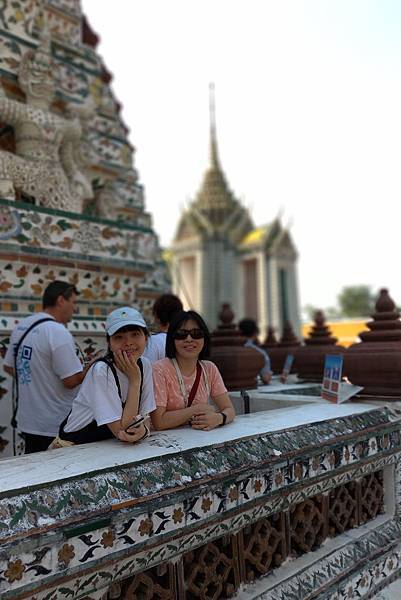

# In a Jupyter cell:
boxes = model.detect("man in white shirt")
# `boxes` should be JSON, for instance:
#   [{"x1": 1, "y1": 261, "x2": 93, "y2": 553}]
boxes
[
  {"x1": 4, "y1": 281, "x2": 87, "y2": 453},
  {"x1": 143, "y1": 293, "x2": 183, "y2": 363}
]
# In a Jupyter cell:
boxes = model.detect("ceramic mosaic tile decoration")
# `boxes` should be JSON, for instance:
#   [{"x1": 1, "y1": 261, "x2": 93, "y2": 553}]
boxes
[
  {"x1": 0, "y1": 0, "x2": 170, "y2": 457},
  {"x1": 2, "y1": 4, "x2": 401, "y2": 599},
  {"x1": 1, "y1": 406, "x2": 401, "y2": 598}
]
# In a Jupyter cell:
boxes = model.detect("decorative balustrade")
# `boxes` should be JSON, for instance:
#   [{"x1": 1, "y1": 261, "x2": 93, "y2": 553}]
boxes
[{"x1": 1, "y1": 404, "x2": 401, "y2": 599}]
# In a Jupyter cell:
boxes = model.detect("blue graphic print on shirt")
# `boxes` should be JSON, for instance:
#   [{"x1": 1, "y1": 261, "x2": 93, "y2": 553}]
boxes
[{"x1": 16, "y1": 345, "x2": 33, "y2": 384}]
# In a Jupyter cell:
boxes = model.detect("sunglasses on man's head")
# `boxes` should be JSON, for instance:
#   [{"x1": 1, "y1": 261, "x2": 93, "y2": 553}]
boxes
[{"x1": 173, "y1": 328, "x2": 205, "y2": 340}]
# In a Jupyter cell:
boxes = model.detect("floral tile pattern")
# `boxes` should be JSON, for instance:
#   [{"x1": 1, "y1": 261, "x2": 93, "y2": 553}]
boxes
[
  {"x1": 1, "y1": 478, "x2": 399, "y2": 599},
  {"x1": 254, "y1": 520, "x2": 401, "y2": 600},
  {"x1": 0, "y1": 201, "x2": 157, "y2": 263},
  {"x1": 1, "y1": 3, "x2": 401, "y2": 600},
  {"x1": 0, "y1": 258, "x2": 143, "y2": 305},
  {"x1": 0, "y1": 407, "x2": 398, "y2": 539},
  {"x1": 0, "y1": 405, "x2": 401, "y2": 598}
]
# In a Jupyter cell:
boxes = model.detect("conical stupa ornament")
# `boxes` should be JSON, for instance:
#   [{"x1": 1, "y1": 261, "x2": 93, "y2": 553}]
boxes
[
  {"x1": 296, "y1": 310, "x2": 343, "y2": 382},
  {"x1": 210, "y1": 303, "x2": 263, "y2": 390},
  {"x1": 279, "y1": 322, "x2": 301, "y2": 348},
  {"x1": 263, "y1": 326, "x2": 278, "y2": 348},
  {"x1": 344, "y1": 289, "x2": 401, "y2": 397},
  {"x1": 266, "y1": 321, "x2": 300, "y2": 374}
]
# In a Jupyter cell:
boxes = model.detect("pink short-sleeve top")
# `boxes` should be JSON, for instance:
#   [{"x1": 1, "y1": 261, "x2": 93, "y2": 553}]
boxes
[{"x1": 152, "y1": 358, "x2": 227, "y2": 410}]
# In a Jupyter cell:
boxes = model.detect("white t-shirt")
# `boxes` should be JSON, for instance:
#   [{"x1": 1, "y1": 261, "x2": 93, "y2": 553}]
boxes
[
  {"x1": 142, "y1": 332, "x2": 167, "y2": 363},
  {"x1": 4, "y1": 312, "x2": 83, "y2": 437},
  {"x1": 64, "y1": 356, "x2": 156, "y2": 432}
]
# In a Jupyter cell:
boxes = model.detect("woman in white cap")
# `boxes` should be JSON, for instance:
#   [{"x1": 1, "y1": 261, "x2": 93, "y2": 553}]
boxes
[{"x1": 51, "y1": 307, "x2": 155, "y2": 447}]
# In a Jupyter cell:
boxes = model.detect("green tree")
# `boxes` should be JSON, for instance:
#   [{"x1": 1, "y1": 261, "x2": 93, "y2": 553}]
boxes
[{"x1": 337, "y1": 285, "x2": 374, "y2": 317}]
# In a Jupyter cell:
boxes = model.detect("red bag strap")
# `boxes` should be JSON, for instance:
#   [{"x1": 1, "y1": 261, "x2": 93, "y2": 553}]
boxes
[{"x1": 187, "y1": 362, "x2": 202, "y2": 407}]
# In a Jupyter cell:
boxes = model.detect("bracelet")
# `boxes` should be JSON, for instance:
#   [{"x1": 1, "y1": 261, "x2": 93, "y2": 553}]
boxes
[
  {"x1": 218, "y1": 412, "x2": 227, "y2": 427},
  {"x1": 137, "y1": 424, "x2": 150, "y2": 441}
]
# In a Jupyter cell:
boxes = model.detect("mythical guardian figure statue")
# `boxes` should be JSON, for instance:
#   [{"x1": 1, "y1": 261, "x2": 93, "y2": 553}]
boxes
[{"x1": 0, "y1": 34, "x2": 93, "y2": 213}]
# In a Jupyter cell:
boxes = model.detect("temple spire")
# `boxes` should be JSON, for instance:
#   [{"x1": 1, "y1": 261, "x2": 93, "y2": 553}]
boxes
[{"x1": 209, "y1": 82, "x2": 220, "y2": 168}]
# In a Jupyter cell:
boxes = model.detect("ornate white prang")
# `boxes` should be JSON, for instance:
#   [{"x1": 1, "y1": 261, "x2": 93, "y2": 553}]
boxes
[
  {"x1": 0, "y1": 34, "x2": 93, "y2": 213},
  {"x1": 95, "y1": 174, "x2": 143, "y2": 221}
]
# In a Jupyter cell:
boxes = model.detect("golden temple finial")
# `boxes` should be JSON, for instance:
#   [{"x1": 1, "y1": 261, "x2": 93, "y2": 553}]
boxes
[{"x1": 209, "y1": 82, "x2": 219, "y2": 168}]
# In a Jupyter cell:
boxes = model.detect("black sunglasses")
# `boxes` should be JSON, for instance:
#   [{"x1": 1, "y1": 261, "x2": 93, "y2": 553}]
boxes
[{"x1": 173, "y1": 328, "x2": 205, "y2": 340}]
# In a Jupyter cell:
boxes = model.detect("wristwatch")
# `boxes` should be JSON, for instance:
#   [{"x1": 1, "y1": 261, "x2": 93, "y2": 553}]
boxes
[{"x1": 218, "y1": 412, "x2": 227, "y2": 427}]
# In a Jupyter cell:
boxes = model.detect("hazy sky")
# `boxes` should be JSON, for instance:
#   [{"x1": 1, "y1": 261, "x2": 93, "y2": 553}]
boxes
[{"x1": 82, "y1": 0, "x2": 401, "y2": 313}]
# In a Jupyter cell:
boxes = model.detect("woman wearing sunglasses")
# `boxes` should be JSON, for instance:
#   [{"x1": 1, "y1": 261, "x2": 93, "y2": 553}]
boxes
[{"x1": 151, "y1": 310, "x2": 235, "y2": 431}]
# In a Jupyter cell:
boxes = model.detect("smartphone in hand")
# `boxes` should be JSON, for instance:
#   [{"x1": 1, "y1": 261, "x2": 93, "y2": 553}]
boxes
[{"x1": 125, "y1": 414, "x2": 147, "y2": 432}]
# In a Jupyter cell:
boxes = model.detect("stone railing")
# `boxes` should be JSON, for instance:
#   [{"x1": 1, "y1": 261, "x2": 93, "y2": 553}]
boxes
[{"x1": 1, "y1": 404, "x2": 401, "y2": 599}]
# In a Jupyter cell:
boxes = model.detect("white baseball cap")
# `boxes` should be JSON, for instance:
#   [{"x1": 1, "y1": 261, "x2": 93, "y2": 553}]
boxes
[{"x1": 105, "y1": 307, "x2": 147, "y2": 336}]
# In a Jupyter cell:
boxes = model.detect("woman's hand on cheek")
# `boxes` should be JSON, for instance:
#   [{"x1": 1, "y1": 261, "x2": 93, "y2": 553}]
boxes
[{"x1": 114, "y1": 350, "x2": 141, "y2": 382}]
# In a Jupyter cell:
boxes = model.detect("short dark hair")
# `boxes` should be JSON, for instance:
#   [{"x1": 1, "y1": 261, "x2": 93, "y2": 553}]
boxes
[
  {"x1": 166, "y1": 310, "x2": 210, "y2": 359},
  {"x1": 42, "y1": 281, "x2": 78, "y2": 309},
  {"x1": 153, "y1": 294, "x2": 183, "y2": 326},
  {"x1": 238, "y1": 318, "x2": 259, "y2": 338}
]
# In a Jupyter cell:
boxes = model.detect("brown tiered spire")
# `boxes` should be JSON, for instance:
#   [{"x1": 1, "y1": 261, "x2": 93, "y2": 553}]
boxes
[
  {"x1": 296, "y1": 310, "x2": 343, "y2": 382},
  {"x1": 264, "y1": 321, "x2": 300, "y2": 374},
  {"x1": 359, "y1": 289, "x2": 401, "y2": 342},
  {"x1": 173, "y1": 85, "x2": 253, "y2": 245},
  {"x1": 304, "y1": 310, "x2": 338, "y2": 346},
  {"x1": 193, "y1": 86, "x2": 240, "y2": 227},
  {"x1": 263, "y1": 326, "x2": 278, "y2": 348},
  {"x1": 279, "y1": 322, "x2": 301, "y2": 347},
  {"x1": 211, "y1": 303, "x2": 244, "y2": 347},
  {"x1": 210, "y1": 303, "x2": 264, "y2": 390},
  {"x1": 344, "y1": 289, "x2": 401, "y2": 397},
  {"x1": 175, "y1": 84, "x2": 254, "y2": 243}
]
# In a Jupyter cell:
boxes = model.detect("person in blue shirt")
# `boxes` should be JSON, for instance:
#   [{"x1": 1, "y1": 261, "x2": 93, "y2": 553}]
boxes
[{"x1": 238, "y1": 318, "x2": 272, "y2": 384}]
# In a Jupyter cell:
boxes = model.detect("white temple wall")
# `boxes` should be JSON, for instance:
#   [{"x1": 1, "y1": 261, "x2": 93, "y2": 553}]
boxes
[
  {"x1": 268, "y1": 256, "x2": 282, "y2": 335},
  {"x1": 240, "y1": 252, "x2": 297, "y2": 337},
  {"x1": 171, "y1": 252, "x2": 201, "y2": 311},
  {"x1": 230, "y1": 258, "x2": 241, "y2": 322},
  {"x1": 287, "y1": 262, "x2": 301, "y2": 335},
  {"x1": 241, "y1": 257, "x2": 258, "y2": 320},
  {"x1": 200, "y1": 240, "x2": 236, "y2": 329},
  {"x1": 275, "y1": 255, "x2": 301, "y2": 336},
  {"x1": 220, "y1": 245, "x2": 237, "y2": 321},
  {"x1": 257, "y1": 251, "x2": 269, "y2": 335}
]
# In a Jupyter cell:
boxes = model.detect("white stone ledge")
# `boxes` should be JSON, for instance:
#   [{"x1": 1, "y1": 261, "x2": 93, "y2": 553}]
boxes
[{"x1": 0, "y1": 404, "x2": 376, "y2": 494}]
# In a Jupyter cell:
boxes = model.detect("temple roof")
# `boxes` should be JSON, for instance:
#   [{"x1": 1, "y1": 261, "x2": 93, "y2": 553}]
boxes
[
  {"x1": 173, "y1": 85, "x2": 253, "y2": 245},
  {"x1": 239, "y1": 218, "x2": 298, "y2": 258}
]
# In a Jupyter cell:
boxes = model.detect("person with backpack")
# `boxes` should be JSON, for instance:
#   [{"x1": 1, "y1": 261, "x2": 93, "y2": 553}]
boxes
[
  {"x1": 3, "y1": 281, "x2": 85, "y2": 454},
  {"x1": 151, "y1": 310, "x2": 235, "y2": 431},
  {"x1": 52, "y1": 306, "x2": 155, "y2": 447}
]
